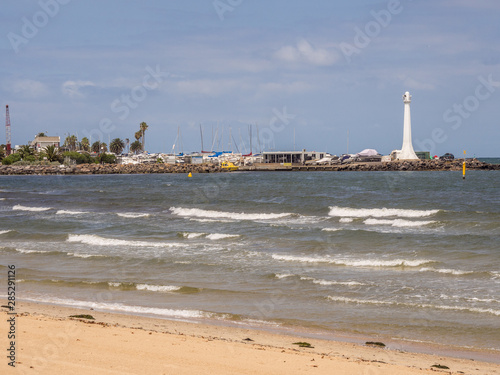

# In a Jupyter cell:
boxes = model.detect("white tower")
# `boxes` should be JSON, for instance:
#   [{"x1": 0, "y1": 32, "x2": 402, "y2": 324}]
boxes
[{"x1": 399, "y1": 91, "x2": 418, "y2": 160}]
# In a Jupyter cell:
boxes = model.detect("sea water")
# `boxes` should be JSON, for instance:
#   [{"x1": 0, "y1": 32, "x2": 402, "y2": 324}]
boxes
[{"x1": 1, "y1": 171, "x2": 499, "y2": 351}]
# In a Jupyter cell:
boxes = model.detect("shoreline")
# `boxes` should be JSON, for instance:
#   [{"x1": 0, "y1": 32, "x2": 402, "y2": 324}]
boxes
[
  {"x1": 2, "y1": 300, "x2": 499, "y2": 374},
  {"x1": 0, "y1": 159, "x2": 498, "y2": 175}
]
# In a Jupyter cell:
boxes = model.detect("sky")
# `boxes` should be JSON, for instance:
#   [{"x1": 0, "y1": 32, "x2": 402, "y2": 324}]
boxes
[{"x1": 1, "y1": 0, "x2": 499, "y2": 156}]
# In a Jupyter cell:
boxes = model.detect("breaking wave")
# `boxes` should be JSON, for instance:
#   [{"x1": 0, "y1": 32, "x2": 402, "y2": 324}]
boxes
[
  {"x1": 364, "y1": 218, "x2": 436, "y2": 227},
  {"x1": 170, "y1": 207, "x2": 292, "y2": 221},
  {"x1": 272, "y1": 254, "x2": 433, "y2": 267},
  {"x1": 13, "y1": 205, "x2": 52, "y2": 212},
  {"x1": 136, "y1": 284, "x2": 181, "y2": 292},
  {"x1": 117, "y1": 213, "x2": 151, "y2": 218},
  {"x1": 21, "y1": 296, "x2": 208, "y2": 319},
  {"x1": 327, "y1": 296, "x2": 500, "y2": 316},
  {"x1": 419, "y1": 267, "x2": 475, "y2": 276},
  {"x1": 300, "y1": 277, "x2": 366, "y2": 286},
  {"x1": 339, "y1": 218, "x2": 354, "y2": 223},
  {"x1": 67, "y1": 234, "x2": 185, "y2": 248},
  {"x1": 56, "y1": 210, "x2": 89, "y2": 215},
  {"x1": 329, "y1": 206, "x2": 439, "y2": 218},
  {"x1": 206, "y1": 233, "x2": 240, "y2": 240}
]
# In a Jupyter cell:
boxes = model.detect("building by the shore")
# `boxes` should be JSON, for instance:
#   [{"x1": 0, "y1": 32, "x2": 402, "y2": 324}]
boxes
[
  {"x1": 30, "y1": 136, "x2": 60, "y2": 152},
  {"x1": 263, "y1": 150, "x2": 328, "y2": 164}
]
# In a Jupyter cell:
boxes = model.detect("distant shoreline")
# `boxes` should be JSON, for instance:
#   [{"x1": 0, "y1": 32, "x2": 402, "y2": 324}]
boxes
[{"x1": 0, "y1": 159, "x2": 498, "y2": 175}]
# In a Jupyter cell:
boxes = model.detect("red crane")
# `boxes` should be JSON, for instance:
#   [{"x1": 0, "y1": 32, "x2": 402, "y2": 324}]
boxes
[{"x1": 5, "y1": 105, "x2": 11, "y2": 155}]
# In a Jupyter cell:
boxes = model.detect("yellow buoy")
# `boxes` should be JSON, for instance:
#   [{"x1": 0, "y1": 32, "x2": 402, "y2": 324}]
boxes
[
  {"x1": 462, "y1": 150, "x2": 466, "y2": 180},
  {"x1": 188, "y1": 172, "x2": 192, "y2": 178}
]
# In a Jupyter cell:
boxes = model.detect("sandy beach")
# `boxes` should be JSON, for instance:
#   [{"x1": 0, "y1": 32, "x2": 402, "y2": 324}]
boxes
[{"x1": 1, "y1": 300, "x2": 499, "y2": 375}]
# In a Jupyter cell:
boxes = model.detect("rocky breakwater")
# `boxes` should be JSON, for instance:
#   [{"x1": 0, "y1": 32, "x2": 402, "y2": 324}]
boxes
[
  {"x1": 0, "y1": 163, "x2": 227, "y2": 175},
  {"x1": 333, "y1": 159, "x2": 500, "y2": 172}
]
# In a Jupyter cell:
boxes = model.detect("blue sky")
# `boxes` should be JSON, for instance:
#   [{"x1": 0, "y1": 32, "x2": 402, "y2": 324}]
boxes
[{"x1": 1, "y1": 0, "x2": 499, "y2": 156}]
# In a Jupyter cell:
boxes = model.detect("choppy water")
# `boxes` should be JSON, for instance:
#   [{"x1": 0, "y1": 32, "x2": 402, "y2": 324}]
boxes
[{"x1": 1, "y1": 171, "x2": 499, "y2": 351}]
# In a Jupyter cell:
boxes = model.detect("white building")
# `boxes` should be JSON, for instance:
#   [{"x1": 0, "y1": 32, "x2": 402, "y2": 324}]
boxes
[{"x1": 30, "y1": 136, "x2": 60, "y2": 152}]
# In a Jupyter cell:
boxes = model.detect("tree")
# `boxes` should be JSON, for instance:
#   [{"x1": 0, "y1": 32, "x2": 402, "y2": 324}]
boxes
[
  {"x1": 0, "y1": 145, "x2": 5, "y2": 161},
  {"x1": 110, "y1": 138, "x2": 125, "y2": 155},
  {"x1": 140, "y1": 122, "x2": 148, "y2": 151},
  {"x1": 43, "y1": 144, "x2": 60, "y2": 162},
  {"x1": 100, "y1": 142, "x2": 108, "y2": 153},
  {"x1": 80, "y1": 137, "x2": 90, "y2": 152},
  {"x1": 37, "y1": 132, "x2": 46, "y2": 137},
  {"x1": 18, "y1": 145, "x2": 35, "y2": 160},
  {"x1": 64, "y1": 135, "x2": 78, "y2": 151},
  {"x1": 130, "y1": 140, "x2": 142, "y2": 154},
  {"x1": 134, "y1": 131, "x2": 142, "y2": 141},
  {"x1": 91, "y1": 141, "x2": 101, "y2": 153}
]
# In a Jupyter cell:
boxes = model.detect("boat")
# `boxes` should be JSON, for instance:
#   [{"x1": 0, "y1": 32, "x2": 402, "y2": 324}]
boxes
[{"x1": 221, "y1": 161, "x2": 238, "y2": 171}]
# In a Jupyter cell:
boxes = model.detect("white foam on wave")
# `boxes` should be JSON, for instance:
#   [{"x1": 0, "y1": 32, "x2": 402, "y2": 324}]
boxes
[
  {"x1": 21, "y1": 296, "x2": 207, "y2": 319},
  {"x1": 16, "y1": 249, "x2": 48, "y2": 254},
  {"x1": 136, "y1": 284, "x2": 181, "y2": 292},
  {"x1": 171, "y1": 206, "x2": 292, "y2": 221},
  {"x1": 181, "y1": 232, "x2": 206, "y2": 239},
  {"x1": 67, "y1": 234, "x2": 185, "y2": 248},
  {"x1": 327, "y1": 296, "x2": 500, "y2": 316},
  {"x1": 322, "y1": 228, "x2": 341, "y2": 232},
  {"x1": 13, "y1": 204, "x2": 52, "y2": 212},
  {"x1": 117, "y1": 213, "x2": 151, "y2": 218},
  {"x1": 206, "y1": 233, "x2": 240, "y2": 240},
  {"x1": 272, "y1": 254, "x2": 433, "y2": 267},
  {"x1": 419, "y1": 267, "x2": 474, "y2": 276},
  {"x1": 364, "y1": 218, "x2": 436, "y2": 227},
  {"x1": 300, "y1": 277, "x2": 365, "y2": 286},
  {"x1": 339, "y1": 218, "x2": 354, "y2": 223},
  {"x1": 56, "y1": 210, "x2": 88, "y2": 215},
  {"x1": 0, "y1": 230, "x2": 12, "y2": 235},
  {"x1": 329, "y1": 206, "x2": 439, "y2": 218},
  {"x1": 66, "y1": 252, "x2": 103, "y2": 259},
  {"x1": 275, "y1": 273, "x2": 294, "y2": 279},
  {"x1": 189, "y1": 218, "x2": 234, "y2": 223}
]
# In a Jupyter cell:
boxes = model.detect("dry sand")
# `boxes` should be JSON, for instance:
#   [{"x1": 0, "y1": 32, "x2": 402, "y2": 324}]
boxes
[{"x1": 2, "y1": 300, "x2": 499, "y2": 375}]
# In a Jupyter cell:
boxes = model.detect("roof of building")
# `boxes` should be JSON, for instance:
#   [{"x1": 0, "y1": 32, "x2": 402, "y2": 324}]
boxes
[{"x1": 33, "y1": 136, "x2": 60, "y2": 142}]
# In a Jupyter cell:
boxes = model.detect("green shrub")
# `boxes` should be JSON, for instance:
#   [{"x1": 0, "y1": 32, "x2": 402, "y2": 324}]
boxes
[
  {"x1": 98, "y1": 153, "x2": 116, "y2": 164},
  {"x1": 62, "y1": 151, "x2": 93, "y2": 164},
  {"x1": 2, "y1": 153, "x2": 21, "y2": 165}
]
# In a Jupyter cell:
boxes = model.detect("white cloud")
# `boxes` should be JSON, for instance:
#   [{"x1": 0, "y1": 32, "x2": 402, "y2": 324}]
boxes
[
  {"x1": 274, "y1": 38, "x2": 339, "y2": 66},
  {"x1": 61, "y1": 80, "x2": 95, "y2": 98},
  {"x1": 11, "y1": 79, "x2": 49, "y2": 98}
]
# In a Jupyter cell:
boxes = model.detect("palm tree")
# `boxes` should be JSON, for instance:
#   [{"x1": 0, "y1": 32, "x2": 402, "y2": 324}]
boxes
[
  {"x1": 109, "y1": 138, "x2": 125, "y2": 155},
  {"x1": 43, "y1": 144, "x2": 60, "y2": 162},
  {"x1": 18, "y1": 145, "x2": 35, "y2": 160},
  {"x1": 140, "y1": 122, "x2": 148, "y2": 151},
  {"x1": 91, "y1": 141, "x2": 101, "y2": 153},
  {"x1": 64, "y1": 135, "x2": 78, "y2": 151},
  {"x1": 100, "y1": 142, "x2": 108, "y2": 153},
  {"x1": 80, "y1": 137, "x2": 90, "y2": 152},
  {"x1": 130, "y1": 140, "x2": 142, "y2": 154}
]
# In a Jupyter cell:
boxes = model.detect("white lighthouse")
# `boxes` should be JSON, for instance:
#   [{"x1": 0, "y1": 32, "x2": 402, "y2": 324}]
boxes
[{"x1": 398, "y1": 91, "x2": 419, "y2": 160}]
